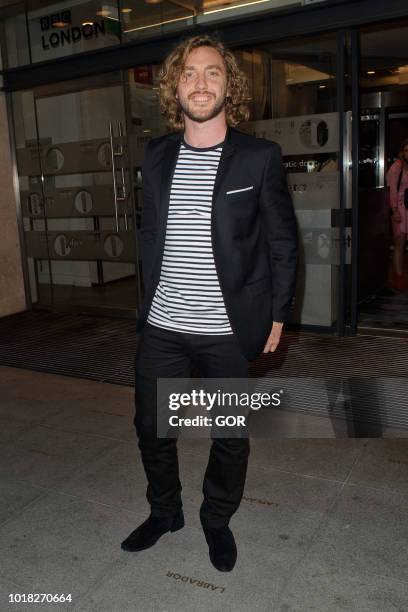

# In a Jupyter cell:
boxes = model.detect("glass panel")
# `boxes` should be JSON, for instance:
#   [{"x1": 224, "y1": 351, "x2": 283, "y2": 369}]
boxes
[
  {"x1": 12, "y1": 88, "x2": 53, "y2": 305},
  {"x1": 121, "y1": 0, "x2": 195, "y2": 40},
  {"x1": 240, "y1": 34, "x2": 339, "y2": 328},
  {"x1": 358, "y1": 20, "x2": 408, "y2": 329},
  {"x1": 0, "y1": 1, "x2": 335, "y2": 68},
  {"x1": 1, "y1": 1, "x2": 333, "y2": 68},
  {"x1": 196, "y1": 0, "x2": 300, "y2": 28},
  {"x1": 124, "y1": 63, "x2": 165, "y2": 301},
  {"x1": 13, "y1": 72, "x2": 141, "y2": 314},
  {"x1": 0, "y1": 2, "x2": 30, "y2": 68},
  {"x1": 26, "y1": 0, "x2": 121, "y2": 64},
  {"x1": 121, "y1": 1, "x2": 332, "y2": 43}
]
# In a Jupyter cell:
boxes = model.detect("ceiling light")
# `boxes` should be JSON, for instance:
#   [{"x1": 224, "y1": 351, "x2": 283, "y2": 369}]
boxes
[
  {"x1": 96, "y1": 9, "x2": 111, "y2": 16},
  {"x1": 124, "y1": 15, "x2": 187, "y2": 33},
  {"x1": 204, "y1": 0, "x2": 271, "y2": 15},
  {"x1": 82, "y1": 21, "x2": 94, "y2": 26},
  {"x1": 367, "y1": 70, "x2": 375, "y2": 75},
  {"x1": 122, "y1": 7, "x2": 133, "y2": 12},
  {"x1": 319, "y1": 85, "x2": 326, "y2": 89}
]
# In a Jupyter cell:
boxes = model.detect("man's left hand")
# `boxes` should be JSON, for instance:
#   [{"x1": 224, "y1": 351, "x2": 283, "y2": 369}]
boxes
[{"x1": 263, "y1": 321, "x2": 284, "y2": 353}]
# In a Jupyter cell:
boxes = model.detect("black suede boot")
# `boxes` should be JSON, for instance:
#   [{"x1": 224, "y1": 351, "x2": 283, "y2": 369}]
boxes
[
  {"x1": 121, "y1": 510, "x2": 184, "y2": 552},
  {"x1": 202, "y1": 524, "x2": 237, "y2": 572}
]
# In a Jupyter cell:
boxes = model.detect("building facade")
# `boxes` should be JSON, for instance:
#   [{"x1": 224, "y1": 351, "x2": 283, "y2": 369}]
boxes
[{"x1": 0, "y1": 0, "x2": 407, "y2": 333}]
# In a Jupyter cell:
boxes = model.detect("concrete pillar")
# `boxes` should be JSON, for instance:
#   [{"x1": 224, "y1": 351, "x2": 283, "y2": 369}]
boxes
[{"x1": 0, "y1": 91, "x2": 27, "y2": 317}]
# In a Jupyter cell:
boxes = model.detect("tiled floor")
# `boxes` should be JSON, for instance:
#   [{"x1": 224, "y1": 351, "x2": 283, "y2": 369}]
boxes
[{"x1": 1, "y1": 366, "x2": 408, "y2": 612}]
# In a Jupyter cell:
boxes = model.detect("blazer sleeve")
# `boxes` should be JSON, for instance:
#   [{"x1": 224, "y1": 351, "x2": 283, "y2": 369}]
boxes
[
  {"x1": 140, "y1": 139, "x2": 158, "y2": 286},
  {"x1": 259, "y1": 142, "x2": 299, "y2": 323}
]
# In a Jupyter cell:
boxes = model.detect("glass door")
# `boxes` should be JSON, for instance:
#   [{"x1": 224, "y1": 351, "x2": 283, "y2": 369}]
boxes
[
  {"x1": 13, "y1": 71, "x2": 141, "y2": 315},
  {"x1": 356, "y1": 20, "x2": 408, "y2": 331},
  {"x1": 242, "y1": 33, "x2": 342, "y2": 331}
]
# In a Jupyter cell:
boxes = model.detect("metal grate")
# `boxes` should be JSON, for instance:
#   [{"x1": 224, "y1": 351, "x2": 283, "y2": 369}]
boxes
[
  {"x1": 0, "y1": 310, "x2": 138, "y2": 386},
  {"x1": 0, "y1": 310, "x2": 408, "y2": 386}
]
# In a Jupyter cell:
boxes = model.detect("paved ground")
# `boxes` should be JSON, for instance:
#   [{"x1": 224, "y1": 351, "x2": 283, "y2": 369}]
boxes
[{"x1": 1, "y1": 365, "x2": 408, "y2": 612}]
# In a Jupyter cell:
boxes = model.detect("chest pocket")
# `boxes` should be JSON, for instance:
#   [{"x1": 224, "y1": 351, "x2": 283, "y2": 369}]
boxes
[
  {"x1": 224, "y1": 184, "x2": 258, "y2": 227},
  {"x1": 226, "y1": 185, "x2": 254, "y2": 195}
]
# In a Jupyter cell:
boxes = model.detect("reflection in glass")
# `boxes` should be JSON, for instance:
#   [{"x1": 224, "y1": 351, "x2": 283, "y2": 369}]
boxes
[
  {"x1": 239, "y1": 35, "x2": 338, "y2": 327},
  {"x1": 12, "y1": 73, "x2": 141, "y2": 313},
  {"x1": 0, "y1": 2, "x2": 30, "y2": 68},
  {"x1": 121, "y1": 0, "x2": 300, "y2": 41},
  {"x1": 357, "y1": 20, "x2": 408, "y2": 324}
]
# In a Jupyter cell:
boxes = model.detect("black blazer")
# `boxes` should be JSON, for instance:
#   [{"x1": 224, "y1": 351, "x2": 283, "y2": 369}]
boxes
[{"x1": 137, "y1": 124, "x2": 298, "y2": 361}]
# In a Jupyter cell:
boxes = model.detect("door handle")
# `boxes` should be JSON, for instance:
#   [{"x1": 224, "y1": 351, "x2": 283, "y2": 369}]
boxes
[
  {"x1": 109, "y1": 121, "x2": 120, "y2": 233},
  {"x1": 118, "y1": 121, "x2": 128, "y2": 230}
]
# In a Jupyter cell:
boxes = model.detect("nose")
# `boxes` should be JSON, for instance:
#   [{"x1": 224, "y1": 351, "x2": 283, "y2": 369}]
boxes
[{"x1": 195, "y1": 70, "x2": 208, "y2": 90}]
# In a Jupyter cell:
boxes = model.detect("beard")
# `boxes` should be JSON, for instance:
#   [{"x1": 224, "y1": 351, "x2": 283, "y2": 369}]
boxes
[{"x1": 178, "y1": 92, "x2": 226, "y2": 123}]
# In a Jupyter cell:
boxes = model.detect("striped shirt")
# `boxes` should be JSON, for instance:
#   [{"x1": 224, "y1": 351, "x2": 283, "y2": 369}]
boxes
[{"x1": 147, "y1": 136, "x2": 233, "y2": 334}]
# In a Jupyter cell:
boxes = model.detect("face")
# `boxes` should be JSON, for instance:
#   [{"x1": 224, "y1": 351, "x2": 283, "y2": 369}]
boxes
[{"x1": 176, "y1": 45, "x2": 229, "y2": 124}]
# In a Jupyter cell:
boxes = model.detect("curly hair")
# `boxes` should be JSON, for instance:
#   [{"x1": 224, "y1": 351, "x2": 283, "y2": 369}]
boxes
[{"x1": 157, "y1": 34, "x2": 251, "y2": 131}]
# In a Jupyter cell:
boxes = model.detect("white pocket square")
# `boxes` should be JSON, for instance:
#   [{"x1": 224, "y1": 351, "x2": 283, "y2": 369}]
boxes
[{"x1": 226, "y1": 185, "x2": 254, "y2": 195}]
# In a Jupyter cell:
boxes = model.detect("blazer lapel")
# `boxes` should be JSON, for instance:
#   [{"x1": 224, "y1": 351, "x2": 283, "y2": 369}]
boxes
[
  {"x1": 212, "y1": 124, "x2": 236, "y2": 207},
  {"x1": 157, "y1": 131, "x2": 182, "y2": 240}
]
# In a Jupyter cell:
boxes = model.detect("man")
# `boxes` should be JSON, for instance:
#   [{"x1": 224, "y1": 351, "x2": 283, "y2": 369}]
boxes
[{"x1": 121, "y1": 34, "x2": 298, "y2": 572}]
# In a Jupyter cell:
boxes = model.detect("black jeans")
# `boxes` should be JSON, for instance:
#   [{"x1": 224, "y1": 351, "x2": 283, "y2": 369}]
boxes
[{"x1": 134, "y1": 322, "x2": 251, "y2": 529}]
